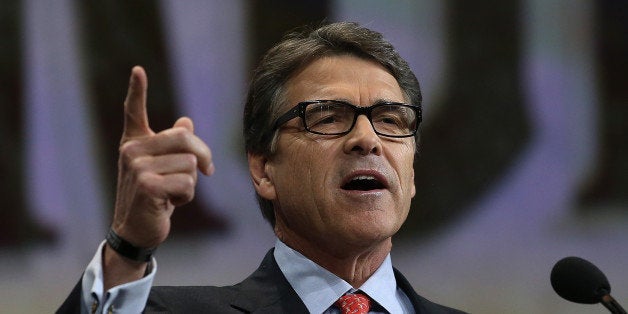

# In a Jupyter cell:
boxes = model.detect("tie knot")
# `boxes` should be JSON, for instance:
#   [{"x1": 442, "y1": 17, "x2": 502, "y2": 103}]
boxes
[{"x1": 335, "y1": 293, "x2": 371, "y2": 314}]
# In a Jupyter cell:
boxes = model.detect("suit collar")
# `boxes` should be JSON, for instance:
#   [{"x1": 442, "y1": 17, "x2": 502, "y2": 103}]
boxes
[
  {"x1": 229, "y1": 249, "x2": 462, "y2": 313},
  {"x1": 229, "y1": 249, "x2": 308, "y2": 313}
]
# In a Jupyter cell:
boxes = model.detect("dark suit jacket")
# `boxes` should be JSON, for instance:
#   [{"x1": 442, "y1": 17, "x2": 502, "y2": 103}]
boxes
[{"x1": 58, "y1": 249, "x2": 466, "y2": 313}]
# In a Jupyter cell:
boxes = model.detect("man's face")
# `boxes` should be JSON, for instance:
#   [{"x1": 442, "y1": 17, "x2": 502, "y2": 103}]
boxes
[{"x1": 252, "y1": 55, "x2": 416, "y2": 256}]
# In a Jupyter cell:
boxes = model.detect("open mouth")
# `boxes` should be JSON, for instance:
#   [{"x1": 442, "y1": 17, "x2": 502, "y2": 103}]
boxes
[{"x1": 341, "y1": 175, "x2": 386, "y2": 191}]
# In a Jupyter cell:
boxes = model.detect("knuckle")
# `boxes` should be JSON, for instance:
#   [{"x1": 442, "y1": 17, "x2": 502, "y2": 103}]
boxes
[
  {"x1": 172, "y1": 127, "x2": 191, "y2": 141},
  {"x1": 136, "y1": 172, "x2": 158, "y2": 192},
  {"x1": 183, "y1": 153, "x2": 198, "y2": 169},
  {"x1": 119, "y1": 140, "x2": 138, "y2": 153},
  {"x1": 171, "y1": 175, "x2": 195, "y2": 205},
  {"x1": 119, "y1": 141, "x2": 141, "y2": 163},
  {"x1": 182, "y1": 189, "x2": 195, "y2": 203},
  {"x1": 183, "y1": 188, "x2": 195, "y2": 203},
  {"x1": 180, "y1": 174, "x2": 196, "y2": 190},
  {"x1": 178, "y1": 130, "x2": 197, "y2": 151},
  {"x1": 128, "y1": 156, "x2": 146, "y2": 171}
]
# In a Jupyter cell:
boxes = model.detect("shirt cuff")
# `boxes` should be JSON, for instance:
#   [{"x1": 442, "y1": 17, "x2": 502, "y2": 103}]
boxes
[{"x1": 81, "y1": 241, "x2": 156, "y2": 313}]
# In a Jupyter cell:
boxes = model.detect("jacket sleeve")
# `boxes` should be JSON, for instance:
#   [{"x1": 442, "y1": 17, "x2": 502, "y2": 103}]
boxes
[{"x1": 56, "y1": 277, "x2": 83, "y2": 314}]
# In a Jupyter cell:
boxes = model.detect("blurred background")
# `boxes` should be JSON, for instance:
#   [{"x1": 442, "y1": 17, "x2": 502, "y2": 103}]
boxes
[{"x1": 1, "y1": 0, "x2": 627, "y2": 312}]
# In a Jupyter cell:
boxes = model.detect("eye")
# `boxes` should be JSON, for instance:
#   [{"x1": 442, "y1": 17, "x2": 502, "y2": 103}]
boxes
[
  {"x1": 305, "y1": 103, "x2": 351, "y2": 128},
  {"x1": 380, "y1": 115, "x2": 403, "y2": 125},
  {"x1": 373, "y1": 113, "x2": 407, "y2": 127},
  {"x1": 308, "y1": 112, "x2": 341, "y2": 126},
  {"x1": 320, "y1": 114, "x2": 339, "y2": 124}
]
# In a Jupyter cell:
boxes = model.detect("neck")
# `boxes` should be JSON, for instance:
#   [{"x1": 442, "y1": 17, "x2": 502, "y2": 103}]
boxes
[
  {"x1": 278, "y1": 231, "x2": 393, "y2": 288},
  {"x1": 318, "y1": 242, "x2": 392, "y2": 288}
]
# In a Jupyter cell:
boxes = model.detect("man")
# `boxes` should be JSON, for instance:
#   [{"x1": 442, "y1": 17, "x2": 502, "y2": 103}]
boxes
[{"x1": 58, "y1": 22, "x2": 465, "y2": 313}]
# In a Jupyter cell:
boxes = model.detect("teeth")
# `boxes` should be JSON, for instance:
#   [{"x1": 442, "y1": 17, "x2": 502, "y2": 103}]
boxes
[
  {"x1": 342, "y1": 175, "x2": 384, "y2": 191},
  {"x1": 352, "y1": 175, "x2": 376, "y2": 181}
]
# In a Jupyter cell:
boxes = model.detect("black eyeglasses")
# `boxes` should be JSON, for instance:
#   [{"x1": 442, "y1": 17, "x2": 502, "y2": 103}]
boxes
[{"x1": 272, "y1": 100, "x2": 421, "y2": 138}]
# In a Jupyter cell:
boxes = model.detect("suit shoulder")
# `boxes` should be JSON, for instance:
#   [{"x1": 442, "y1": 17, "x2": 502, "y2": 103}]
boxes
[{"x1": 416, "y1": 295, "x2": 468, "y2": 314}]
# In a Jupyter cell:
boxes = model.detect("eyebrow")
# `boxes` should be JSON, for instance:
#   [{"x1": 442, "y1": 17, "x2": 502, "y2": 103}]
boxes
[{"x1": 327, "y1": 97, "x2": 406, "y2": 106}]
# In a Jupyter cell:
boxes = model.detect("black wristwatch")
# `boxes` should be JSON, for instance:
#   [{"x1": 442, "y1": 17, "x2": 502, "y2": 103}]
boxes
[{"x1": 106, "y1": 228, "x2": 157, "y2": 262}]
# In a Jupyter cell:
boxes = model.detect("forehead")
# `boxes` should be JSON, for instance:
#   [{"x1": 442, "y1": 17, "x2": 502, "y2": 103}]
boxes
[{"x1": 282, "y1": 55, "x2": 405, "y2": 107}]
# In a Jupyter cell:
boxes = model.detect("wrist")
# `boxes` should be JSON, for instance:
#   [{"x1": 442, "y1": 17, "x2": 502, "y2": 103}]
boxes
[{"x1": 106, "y1": 228, "x2": 157, "y2": 262}]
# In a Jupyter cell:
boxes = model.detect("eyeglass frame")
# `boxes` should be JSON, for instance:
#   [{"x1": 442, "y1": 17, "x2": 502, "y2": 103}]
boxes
[{"x1": 272, "y1": 99, "x2": 422, "y2": 138}]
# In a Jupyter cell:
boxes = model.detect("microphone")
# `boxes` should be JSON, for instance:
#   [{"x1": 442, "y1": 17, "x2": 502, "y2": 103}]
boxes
[{"x1": 551, "y1": 256, "x2": 626, "y2": 314}]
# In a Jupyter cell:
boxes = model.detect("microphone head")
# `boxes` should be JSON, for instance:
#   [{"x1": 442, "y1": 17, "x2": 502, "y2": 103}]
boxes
[{"x1": 551, "y1": 256, "x2": 611, "y2": 304}]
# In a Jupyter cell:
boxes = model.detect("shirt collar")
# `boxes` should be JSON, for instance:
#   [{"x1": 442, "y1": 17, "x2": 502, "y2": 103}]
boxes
[{"x1": 274, "y1": 239, "x2": 403, "y2": 313}]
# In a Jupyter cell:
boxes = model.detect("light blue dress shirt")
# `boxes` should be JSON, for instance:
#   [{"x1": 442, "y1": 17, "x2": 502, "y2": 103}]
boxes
[
  {"x1": 81, "y1": 239, "x2": 414, "y2": 313},
  {"x1": 81, "y1": 241, "x2": 156, "y2": 313},
  {"x1": 274, "y1": 240, "x2": 415, "y2": 313}
]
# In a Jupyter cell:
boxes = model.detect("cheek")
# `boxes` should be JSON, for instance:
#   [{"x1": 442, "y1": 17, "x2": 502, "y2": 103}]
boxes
[
  {"x1": 273, "y1": 139, "x2": 331, "y2": 197},
  {"x1": 406, "y1": 151, "x2": 416, "y2": 196},
  {"x1": 393, "y1": 145, "x2": 416, "y2": 196},
  {"x1": 409, "y1": 169, "x2": 416, "y2": 198}
]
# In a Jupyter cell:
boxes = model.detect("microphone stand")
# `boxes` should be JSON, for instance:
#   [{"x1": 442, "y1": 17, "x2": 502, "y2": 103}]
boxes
[{"x1": 601, "y1": 294, "x2": 627, "y2": 314}]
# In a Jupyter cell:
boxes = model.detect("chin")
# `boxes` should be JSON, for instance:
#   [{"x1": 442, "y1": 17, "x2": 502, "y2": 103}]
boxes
[{"x1": 344, "y1": 223, "x2": 399, "y2": 245}]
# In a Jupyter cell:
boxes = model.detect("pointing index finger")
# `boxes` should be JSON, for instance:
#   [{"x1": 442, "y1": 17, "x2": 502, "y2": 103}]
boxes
[{"x1": 123, "y1": 66, "x2": 153, "y2": 139}]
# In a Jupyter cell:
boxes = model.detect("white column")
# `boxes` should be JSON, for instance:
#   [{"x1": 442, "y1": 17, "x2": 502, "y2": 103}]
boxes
[
  {"x1": 159, "y1": 0, "x2": 254, "y2": 216},
  {"x1": 155, "y1": 0, "x2": 275, "y2": 286},
  {"x1": 22, "y1": 0, "x2": 105, "y2": 249}
]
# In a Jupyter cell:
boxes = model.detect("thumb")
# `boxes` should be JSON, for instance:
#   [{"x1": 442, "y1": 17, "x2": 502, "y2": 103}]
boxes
[{"x1": 122, "y1": 66, "x2": 153, "y2": 140}]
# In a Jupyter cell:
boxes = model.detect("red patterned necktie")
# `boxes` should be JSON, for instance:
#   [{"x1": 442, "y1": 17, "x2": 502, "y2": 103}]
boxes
[{"x1": 335, "y1": 293, "x2": 371, "y2": 314}]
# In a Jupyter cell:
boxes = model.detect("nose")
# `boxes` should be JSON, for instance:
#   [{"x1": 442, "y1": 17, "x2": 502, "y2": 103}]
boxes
[{"x1": 343, "y1": 115, "x2": 382, "y2": 156}]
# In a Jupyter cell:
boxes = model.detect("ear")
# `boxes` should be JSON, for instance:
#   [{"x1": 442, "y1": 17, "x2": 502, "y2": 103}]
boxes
[{"x1": 248, "y1": 152, "x2": 277, "y2": 201}]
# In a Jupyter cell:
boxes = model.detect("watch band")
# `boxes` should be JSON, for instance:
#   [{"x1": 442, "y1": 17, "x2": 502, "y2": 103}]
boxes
[{"x1": 105, "y1": 228, "x2": 156, "y2": 262}]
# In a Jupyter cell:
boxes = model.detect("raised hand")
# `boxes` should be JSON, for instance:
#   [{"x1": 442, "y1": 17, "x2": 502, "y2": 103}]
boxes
[{"x1": 110, "y1": 66, "x2": 214, "y2": 250}]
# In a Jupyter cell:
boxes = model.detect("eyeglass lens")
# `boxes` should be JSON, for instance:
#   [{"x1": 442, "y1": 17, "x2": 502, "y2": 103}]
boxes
[{"x1": 304, "y1": 101, "x2": 417, "y2": 136}]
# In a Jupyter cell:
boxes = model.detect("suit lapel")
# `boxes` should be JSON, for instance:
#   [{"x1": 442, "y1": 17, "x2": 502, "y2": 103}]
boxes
[
  {"x1": 394, "y1": 268, "x2": 427, "y2": 311},
  {"x1": 229, "y1": 249, "x2": 308, "y2": 313},
  {"x1": 394, "y1": 268, "x2": 463, "y2": 314}
]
